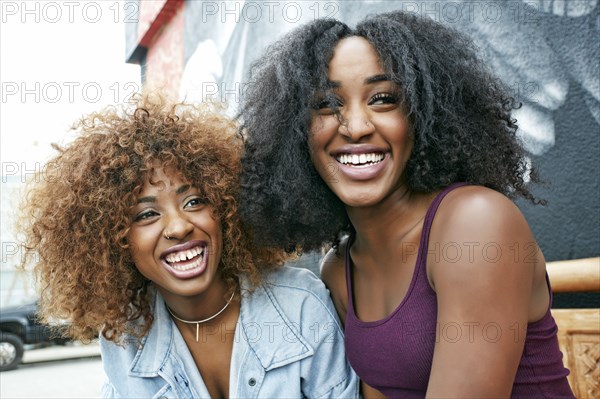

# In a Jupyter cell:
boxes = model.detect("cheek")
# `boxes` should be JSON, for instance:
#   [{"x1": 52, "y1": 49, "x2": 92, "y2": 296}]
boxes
[
  {"x1": 309, "y1": 114, "x2": 336, "y2": 136},
  {"x1": 307, "y1": 122, "x2": 332, "y2": 160},
  {"x1": 213, "y1": 223, "x2": 223, "y2": 251},
  {"x1": 201, "y1": 215, "x2": 223, "y2": 258},
  {"x1": 379, "y1": 119, "x2": 413, "y2": 150},
  {"x1": 306, "y1": 131, "x2": 320, "y2": 162},
  {"x1": 126, "y1": 237, "x2": 143, "y2": 269},
  {"x1": 126, "y1": 229, "x2": 152, "y2": 265},
  {"x1": 308, "y1": 112, "x2": 321, "y2": 133}
]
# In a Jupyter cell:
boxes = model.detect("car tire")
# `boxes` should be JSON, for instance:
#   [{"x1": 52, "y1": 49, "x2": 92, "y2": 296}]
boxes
[{"x1": 0, "y1": 332, "x2": 24, "y2": 371}]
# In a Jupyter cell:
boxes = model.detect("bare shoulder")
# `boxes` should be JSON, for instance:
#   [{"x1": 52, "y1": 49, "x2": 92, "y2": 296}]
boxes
[
  {"x1": 428, "y1": 185, "x2": 542, "y2": 287},
  {"x1": 320, "y1": 236, "x2": 350, "y2": 323},
  {"x1": 438, "y1": 185, "x2": 523, "y2": 216},
  {"x1": 432, "y1": 185, "x2": 533, "y2": 242},
  {"x1": 425, "y1": 186, "x2": 545, "y2": 396}
]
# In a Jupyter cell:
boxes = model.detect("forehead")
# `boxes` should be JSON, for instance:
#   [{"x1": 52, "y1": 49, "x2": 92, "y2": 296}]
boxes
[
  {"x1": 139, "y1": 166, "x2": 188, "y2": 194},
  {"x1": 328, "y1": 36, "x2": 383, "y2": 80}
]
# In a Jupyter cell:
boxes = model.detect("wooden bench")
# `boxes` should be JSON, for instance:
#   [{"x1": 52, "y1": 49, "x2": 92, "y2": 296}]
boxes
[{"x1": 547, "y1": 257, "x2": 600, "y2": 398}]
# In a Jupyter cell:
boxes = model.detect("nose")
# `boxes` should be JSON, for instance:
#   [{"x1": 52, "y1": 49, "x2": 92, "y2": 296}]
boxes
[
  {"x1": 163, "y1": 210, "x2": 194, "y2": 241},
  {"x1": 338, "y1": 105, "x2": 375, "y2": 141}
]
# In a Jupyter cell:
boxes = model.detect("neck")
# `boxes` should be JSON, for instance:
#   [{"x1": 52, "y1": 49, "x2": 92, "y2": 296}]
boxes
[
  {"x1": 159, "y1": 282, "x2": 239, "y2": 343},
  {"x1": 158, "y1": 280, "x2": 235, "y2": 323},
  {"x1": 168, "y1": 291, "x2": 235, "y2": 323},
  {"x1": 346, "y1": 185, "x2": 434, "y2": 257}
]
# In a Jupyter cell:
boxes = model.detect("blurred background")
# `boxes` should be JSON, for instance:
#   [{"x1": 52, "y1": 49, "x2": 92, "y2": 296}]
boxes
[
  {"x1": 1, "y1": 1, "x2": 141, "y2": 396},
  {"x1": 1, "y1": 0, "x2": 598, "y2": 397}
]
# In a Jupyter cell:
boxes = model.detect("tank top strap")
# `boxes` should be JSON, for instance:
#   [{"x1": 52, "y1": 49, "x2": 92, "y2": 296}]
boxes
[
  {"x1": 345, "y1": 232, "x2": 356, "y2": 311},
  {"x1": 345, "y1": 183, "x2": 469, "y2": 311},
  {"x1": 417, "y1": 183, "x2": 469, "y2": 260}
]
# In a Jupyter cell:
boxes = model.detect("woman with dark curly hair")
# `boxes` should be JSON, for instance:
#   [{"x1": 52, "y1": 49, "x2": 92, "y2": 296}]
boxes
[
  {"x1": 18, "y1": 94, "x2": 358, "y2": 398},
  {"x1": 239, "y1": 11, "x2": 574, "y2": 398}
]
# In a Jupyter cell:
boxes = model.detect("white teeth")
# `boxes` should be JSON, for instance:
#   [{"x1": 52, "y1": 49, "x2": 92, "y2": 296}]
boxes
[
  {"x1": 170, "y1": 255, "x2": 203, "y2": 271},
  {"x1": 165, "y1": 246, "x2": 204, "y2": 264},
  {"x1": 336, "y1": 152, "x2": 384, "y2": 166}
]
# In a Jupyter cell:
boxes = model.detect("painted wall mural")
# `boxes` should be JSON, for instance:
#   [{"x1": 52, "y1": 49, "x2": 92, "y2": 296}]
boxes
[{"x1": 129, "y1": 0, "x2": 599, "y2": 265}]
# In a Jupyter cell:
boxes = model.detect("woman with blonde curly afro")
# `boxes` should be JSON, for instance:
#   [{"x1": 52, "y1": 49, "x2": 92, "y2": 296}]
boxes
[{"x1": 19, "y1": 93, "x2": 358, "y2": 398}]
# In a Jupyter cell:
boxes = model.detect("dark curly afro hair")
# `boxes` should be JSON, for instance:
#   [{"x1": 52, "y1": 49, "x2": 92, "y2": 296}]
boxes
[
  {"x1": 18, "y1": 93, "x2": 285, "y2": 343},
  {"x1": 238, "y1": 11, "x2": 542, "y2": 251}
]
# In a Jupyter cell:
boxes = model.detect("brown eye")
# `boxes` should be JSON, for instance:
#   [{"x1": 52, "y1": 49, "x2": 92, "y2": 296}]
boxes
[
  {"x1": 369, "y1": 93, "x2": 398, "y2": 106},
  {"x1": 184, "y1": 197, "x2": 208, "y2": 209},
  {"x1": 134, "y1": 210, "x2": 158, "y2": 222}
]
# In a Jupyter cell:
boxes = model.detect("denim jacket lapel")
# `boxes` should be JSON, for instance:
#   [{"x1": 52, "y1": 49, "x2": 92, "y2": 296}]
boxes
[
  {"x1": 239, "y1": 276, "x2": 314, "y2": 371},
  {"x1": 129, "y1": 292, "x2": 175, "y2": 377}
]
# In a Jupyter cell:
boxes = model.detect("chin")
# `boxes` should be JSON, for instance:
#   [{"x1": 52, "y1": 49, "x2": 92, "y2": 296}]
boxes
[{"x1": 336, "y1": 191, "x2": 383, "y2": 208}]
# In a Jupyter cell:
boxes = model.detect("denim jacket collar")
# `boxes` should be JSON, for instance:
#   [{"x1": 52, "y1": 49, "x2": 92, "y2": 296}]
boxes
[
  {"x1": 128, "y1": 275, "x2": 314, "y2": 378},
  {"x1": 128, "y1": 292, "x2": 174, "y2": 377},
  {"x1": 239, "y1": 279, "x2": 314, "y2": 371}
]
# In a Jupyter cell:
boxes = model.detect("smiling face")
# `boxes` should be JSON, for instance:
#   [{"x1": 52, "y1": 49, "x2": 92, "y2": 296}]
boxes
[
  {"x1": 126, "y1": 166, "x2": 224, "y2": 301},
  {"x1": 309, "y1": 36, "x2": 413, "y2": 208}
]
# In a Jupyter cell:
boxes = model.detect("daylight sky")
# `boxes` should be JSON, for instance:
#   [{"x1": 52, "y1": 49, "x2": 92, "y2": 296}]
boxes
[
  {"x1": 1, "y1": 1, "x2": 141, "y2": 269},
  {"x1": 1, "y1": 0, "x2": 141, "y2": 168}
]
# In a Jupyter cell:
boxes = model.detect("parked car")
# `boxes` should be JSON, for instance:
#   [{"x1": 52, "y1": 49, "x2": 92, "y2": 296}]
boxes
[{"x1": 0, "y1": 301, "x2": 69, "y2": 371}]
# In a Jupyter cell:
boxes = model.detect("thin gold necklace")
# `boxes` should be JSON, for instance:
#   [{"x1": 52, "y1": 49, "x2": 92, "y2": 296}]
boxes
[{"x1": 167, "y1": 291, "x2": 235, "y2": 342}]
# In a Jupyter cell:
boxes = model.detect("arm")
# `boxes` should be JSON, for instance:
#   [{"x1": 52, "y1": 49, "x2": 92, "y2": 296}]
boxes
[{"x1": 426, "y1": 187, "x2": 542, "y2": 398}]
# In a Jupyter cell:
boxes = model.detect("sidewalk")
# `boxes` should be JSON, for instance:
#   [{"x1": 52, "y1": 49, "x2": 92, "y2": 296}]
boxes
[
  {"x1": 2, "y1": 342, "x2": 104, "y2": 398},
  {"x1": 23, "y1": 340, "x2": 101, "y2": 364}
]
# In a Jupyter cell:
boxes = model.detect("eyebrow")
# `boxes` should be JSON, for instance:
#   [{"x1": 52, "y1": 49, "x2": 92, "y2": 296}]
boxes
[
  {"x1": 364, "y1": 74, "x2": 391, "y2": 84},
  {"x1": 176, "y1": 184, "x2": 191, "y2": 195},
  {"x1": 328, "y1": 74, "x2": 392, "y2": 88},
  {"x1": 136, "y1": 184, "x2": 191, "y2": 204}
]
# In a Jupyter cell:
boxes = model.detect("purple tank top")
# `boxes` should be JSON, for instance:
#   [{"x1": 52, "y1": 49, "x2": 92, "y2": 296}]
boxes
[{"x1": 344, "y1": 183, "x2": 574, "y2": 398}]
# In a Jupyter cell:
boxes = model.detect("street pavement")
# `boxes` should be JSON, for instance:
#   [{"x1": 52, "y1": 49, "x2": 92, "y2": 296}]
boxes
[{"x1": 0, "y1": 341, "x2": 105, "y2": 398}]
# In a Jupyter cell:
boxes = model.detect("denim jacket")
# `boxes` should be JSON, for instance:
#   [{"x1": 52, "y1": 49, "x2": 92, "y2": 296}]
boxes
[{"x1": 100, "y1": 266, "x2": 359, "y2": 398}]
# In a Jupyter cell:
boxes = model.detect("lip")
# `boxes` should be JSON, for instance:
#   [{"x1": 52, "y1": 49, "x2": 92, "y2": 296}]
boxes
[
  {"x1": 331, "y1": 146, "x2": 389, "y2": 181},
  {"x1": 335, "y1": 154, "x2": 389, "y2": 181},
  {"x1": 160, "y1": 240, "x2": 209, "y2": 280}
]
